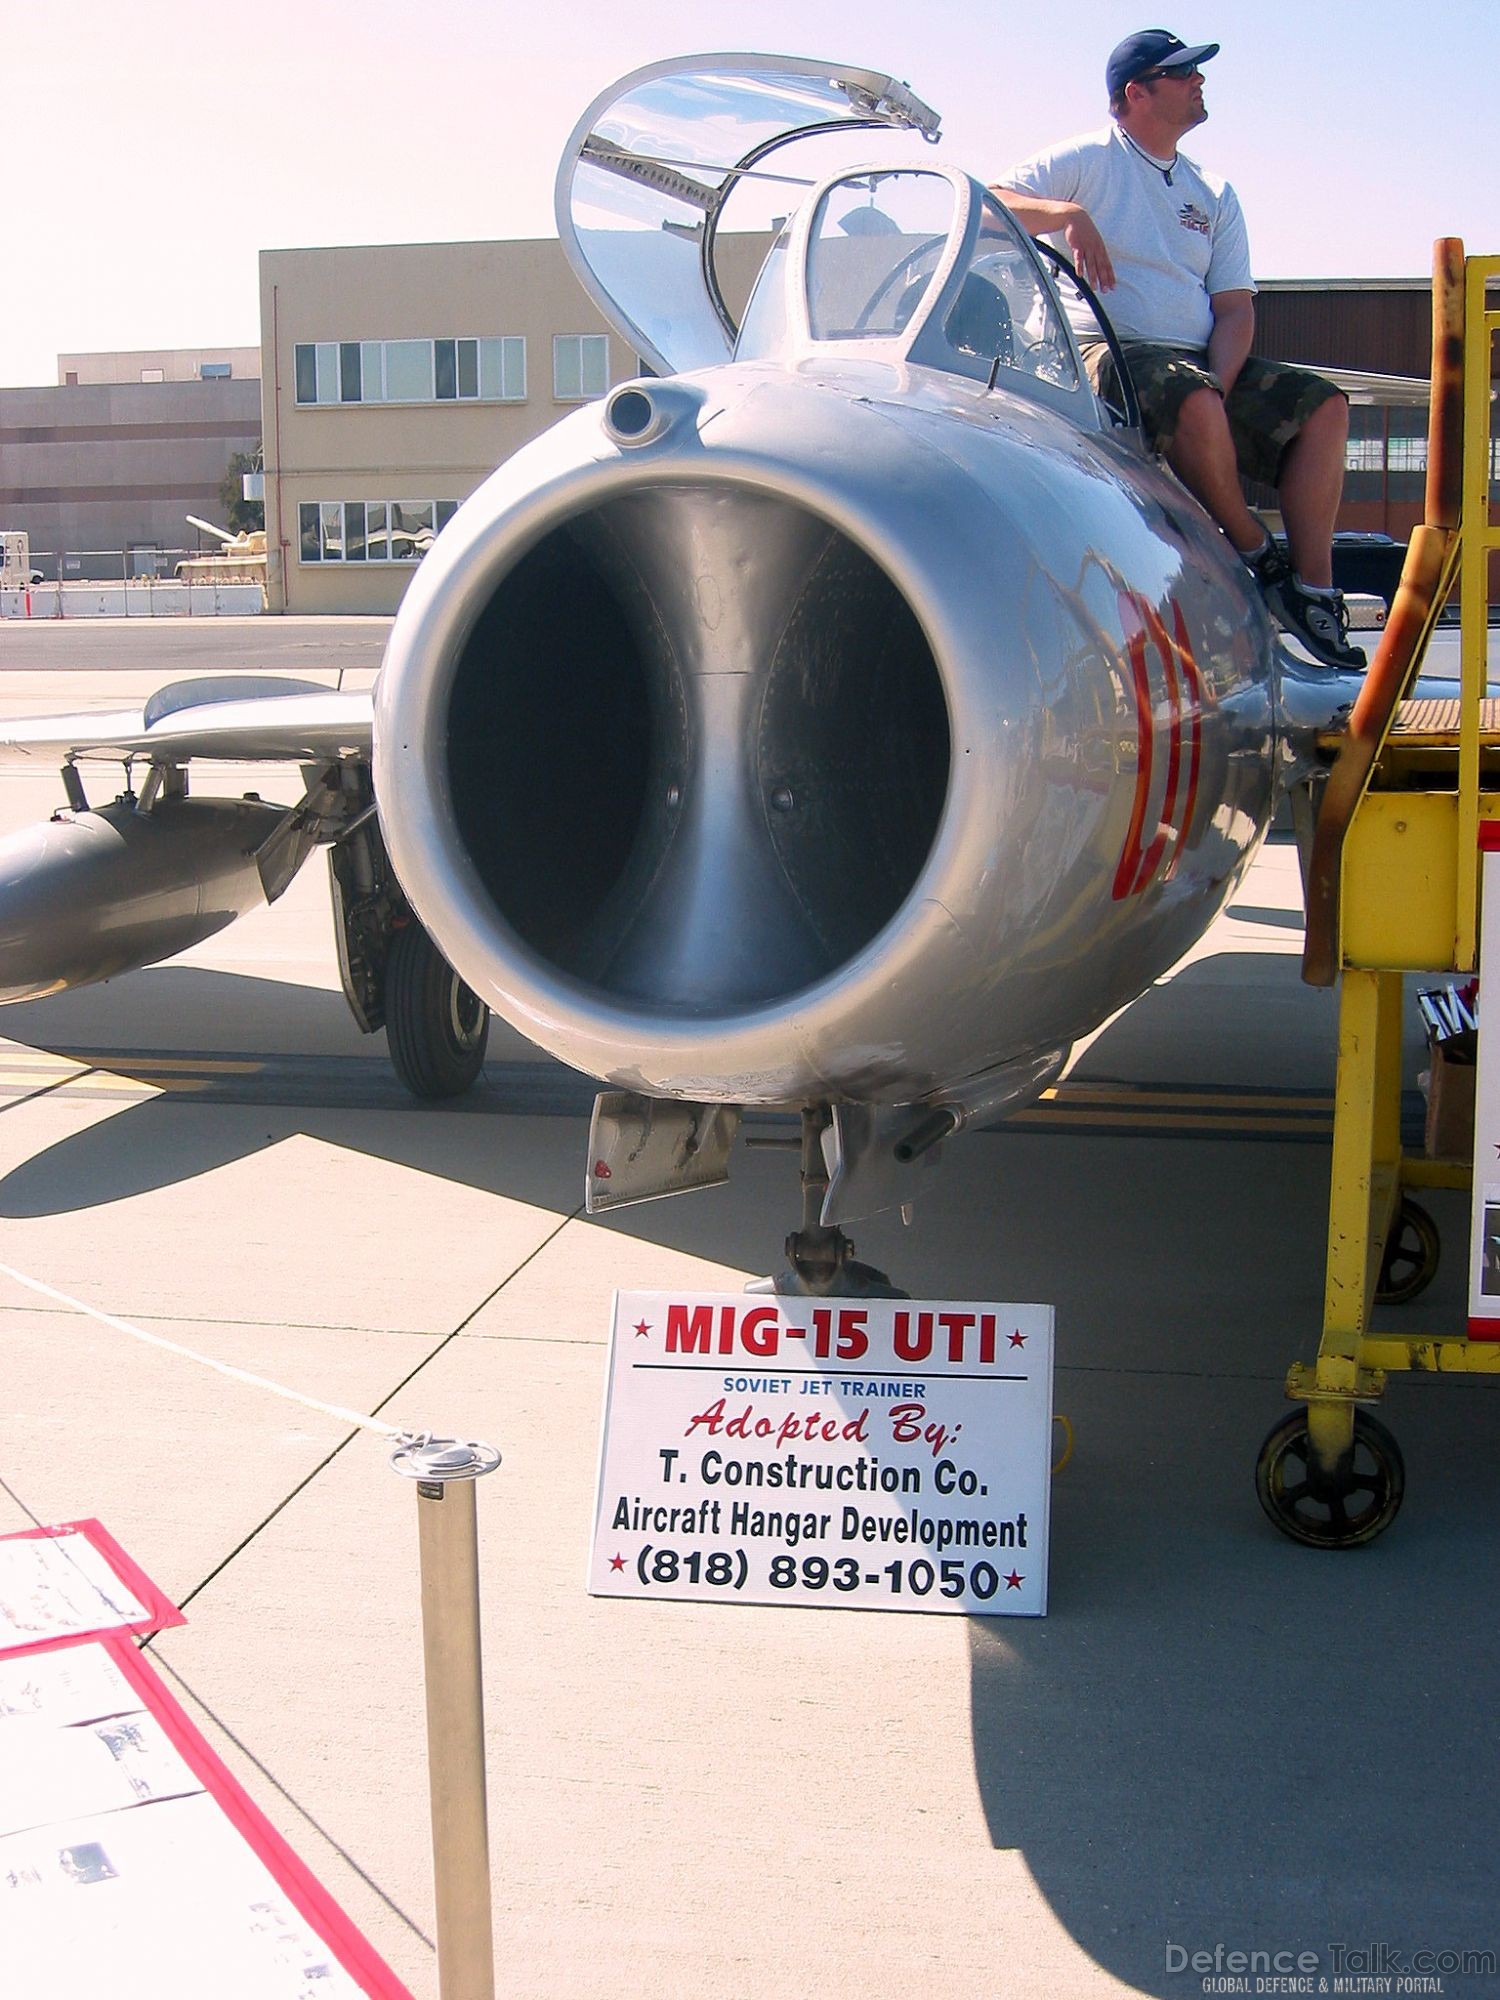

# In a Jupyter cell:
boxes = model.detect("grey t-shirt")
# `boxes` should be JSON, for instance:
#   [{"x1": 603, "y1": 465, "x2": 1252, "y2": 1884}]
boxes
[{"x1": 1002, "y1": 124, "x2": 1254, "y2": 348}]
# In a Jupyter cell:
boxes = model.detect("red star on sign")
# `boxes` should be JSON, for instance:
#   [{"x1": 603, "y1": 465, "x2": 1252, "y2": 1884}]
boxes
[
  {"x1": 634, "y1": 1320, "x2": 651, "y2": 1338},
  {"x1": 1008, "y1": 1330, "x2": 1027, "y2": 1347},
  {"x1": 609, "y1": 1553, "x2": 626, "y2": 1572},
  {"x1": 1003, "y1": 1570, "x2": 1024, "y2": 1590}
]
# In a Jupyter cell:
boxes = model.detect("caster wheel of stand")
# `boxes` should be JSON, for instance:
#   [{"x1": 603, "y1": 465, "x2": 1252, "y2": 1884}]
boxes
[
  {"x1": 1375, "y1": 1197, "x2": 1440, "y2": 1305},
  {"x1": 1255, "y1": 1407, "x2": 1405, "y2": 1548}
]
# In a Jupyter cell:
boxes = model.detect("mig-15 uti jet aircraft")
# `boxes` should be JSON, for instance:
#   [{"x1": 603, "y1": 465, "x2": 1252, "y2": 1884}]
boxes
[{"x1": 0, "y1": 54, "x2": 1375, "y2": 1294}]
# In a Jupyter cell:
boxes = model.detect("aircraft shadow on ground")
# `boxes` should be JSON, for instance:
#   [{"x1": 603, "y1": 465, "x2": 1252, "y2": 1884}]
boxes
[
  {"x1": 0, "y1": 967, "x2": 594, "y2": 1220},
  {"x1": 2, "y1": 962, "x2": 1496, "y2": 1994},
  {"x1": 0, "y1": 948, "x2": 1358, "y2": 1222}
]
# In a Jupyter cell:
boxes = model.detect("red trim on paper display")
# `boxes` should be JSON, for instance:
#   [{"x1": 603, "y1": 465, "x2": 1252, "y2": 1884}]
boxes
[
  {"x1": 1477, "y1": 822, "x2": 1500, "y2": 851},
  {"x1": 102, "y1": 1634, "x2": 418, "y2": 1998},
  {"x1": 0, "y1": 1517, "x2": 185, "y2": 1658},
  {"x1": 1467, "y1": 1317, "x2": 1500, "y2": 1341}
]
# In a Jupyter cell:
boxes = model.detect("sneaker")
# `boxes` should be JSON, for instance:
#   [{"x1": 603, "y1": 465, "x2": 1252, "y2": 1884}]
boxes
[
  {"x1": 1243, "y1": 536, "x2": 1291, "y2": 585},
  {"x1": 1247, "y1": 545, "x2": 1367, "y2": 669}
]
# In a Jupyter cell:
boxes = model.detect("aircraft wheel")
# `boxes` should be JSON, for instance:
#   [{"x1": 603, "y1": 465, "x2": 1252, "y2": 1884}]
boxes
[
  {"x1": 1255, "y1": 1406, "x2": 1404, "y2": 1549},
  {"x1": 1375, "y1": 1196, "x2": 1440, "y2": 1305},
  {"x1": 385, "y1": 922, "x2": 489, "y2": 1100}
]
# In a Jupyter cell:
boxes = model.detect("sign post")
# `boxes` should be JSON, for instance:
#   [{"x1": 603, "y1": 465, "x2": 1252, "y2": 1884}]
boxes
[{"x1": 591, "y1": 1292, "x2": 1053, "y2": 1616}]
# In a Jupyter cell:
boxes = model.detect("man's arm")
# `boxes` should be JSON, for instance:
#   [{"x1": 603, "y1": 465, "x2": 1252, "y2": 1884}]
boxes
[
  {"x1": 1206, "y1": 289, "x2": 1254, "y2": 395},
  {"x1": 988, "y1": 187, "x2": 1116, "y2": 292}
]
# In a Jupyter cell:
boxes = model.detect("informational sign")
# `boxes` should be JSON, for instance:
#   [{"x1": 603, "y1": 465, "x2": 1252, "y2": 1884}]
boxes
[
  {"x1": 1470, "y1": 835, "x2": 1500, "y2": 1335},
  {"x1": 590, "y1": 1291, "x2": 1053, "y2": 1615},
  {"x1": 0, "y1": 1531, "x2": 414, "y2": 1997}
]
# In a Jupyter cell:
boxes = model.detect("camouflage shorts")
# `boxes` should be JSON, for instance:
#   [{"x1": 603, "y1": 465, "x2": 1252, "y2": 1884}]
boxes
[{"x1": 1080, "y1": 340, "x2": 1343, "y2": 486}]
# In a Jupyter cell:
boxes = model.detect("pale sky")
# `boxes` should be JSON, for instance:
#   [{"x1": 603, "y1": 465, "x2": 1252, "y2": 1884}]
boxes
[{"x1": 5, "y1": 0, "x2": 1495, "y2": 388}]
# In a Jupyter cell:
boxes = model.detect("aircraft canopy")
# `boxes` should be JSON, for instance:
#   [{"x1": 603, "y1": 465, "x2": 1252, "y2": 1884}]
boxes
[
  {"x1": 555, "y1": 54, "x2": 940, "y2": 376},
  {"x1": 737, "y1": 167, "x2": 1089, "y2": 415}
]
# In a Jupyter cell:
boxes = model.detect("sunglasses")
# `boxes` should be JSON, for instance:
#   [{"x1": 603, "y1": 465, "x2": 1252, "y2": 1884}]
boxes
[{"x1": 1138, "y1": 65, "x2": 1202, "y2": 83}]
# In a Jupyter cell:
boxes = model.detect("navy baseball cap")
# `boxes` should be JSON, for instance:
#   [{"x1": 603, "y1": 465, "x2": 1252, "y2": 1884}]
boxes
[{"x1": 1106, "y1": 30, "x2": 1220, "y2": 97}]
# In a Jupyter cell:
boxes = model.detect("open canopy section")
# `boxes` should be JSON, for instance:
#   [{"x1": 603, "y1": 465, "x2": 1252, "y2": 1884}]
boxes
[{"x1": 555, "y1": 53, "x2": 940, "y2": 376}]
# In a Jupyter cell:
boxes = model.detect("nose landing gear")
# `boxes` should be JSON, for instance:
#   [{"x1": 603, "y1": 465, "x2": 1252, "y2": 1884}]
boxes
[{"x1": 755, "y1": 1105, "x2": 907, "y2": 1299}]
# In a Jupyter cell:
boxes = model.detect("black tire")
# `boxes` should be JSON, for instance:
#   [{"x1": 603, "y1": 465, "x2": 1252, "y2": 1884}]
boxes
[
  {"x1": 385, "y1": 922, "x2": 488, "y2": 1100},
  {"x1": 1255, "y1": 1406, "x2": 1405, "y2": 1549},
  {"x1": 1375, "y1": 1196, "x2": 1440, "y2": 1305}
]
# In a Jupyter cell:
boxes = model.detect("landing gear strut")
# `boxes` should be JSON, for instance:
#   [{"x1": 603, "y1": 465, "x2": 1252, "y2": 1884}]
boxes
[{"x1": 761, "y1": 1105, "x2": 907, "y2": 1299}]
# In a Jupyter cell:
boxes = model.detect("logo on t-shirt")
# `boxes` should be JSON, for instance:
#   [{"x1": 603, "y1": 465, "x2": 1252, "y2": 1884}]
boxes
[{"x1": 1178, "y1": 202, "x2": 1211, "y2": 237}]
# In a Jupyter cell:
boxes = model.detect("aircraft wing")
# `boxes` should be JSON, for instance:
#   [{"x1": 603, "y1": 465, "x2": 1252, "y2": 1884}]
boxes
[
  {"x1": 1314, "y1": 365, "x2": 1433, "y2": 407},
  {"x1": 0, "y1": 676, "x2": 373, "y2": 768}
]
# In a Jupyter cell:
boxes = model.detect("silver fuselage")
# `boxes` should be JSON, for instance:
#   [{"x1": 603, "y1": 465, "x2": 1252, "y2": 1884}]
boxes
[{"x1": 374, "y1": 354, "x2": 1277, "y2": 1108}]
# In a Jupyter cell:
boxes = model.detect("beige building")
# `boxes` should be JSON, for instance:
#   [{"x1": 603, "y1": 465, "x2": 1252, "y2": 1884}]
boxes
[
  {"x1": 259, "y1": 234, "x2": 767, "y2": 614},
  {"x1": 57, "y1": 347, "x2": 259, "y2": 386}
]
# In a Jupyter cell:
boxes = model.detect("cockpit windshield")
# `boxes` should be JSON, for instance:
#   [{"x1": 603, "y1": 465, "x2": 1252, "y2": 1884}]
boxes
[
  {"x1": 738, "y1": 167, "x2": 1088, "y2": 418},
  {"x1": 939, "y1": 196, "x2": 1079, "y2": 391},
  {"x1": 804, "y1": 171, "x2": 956, "y2": 341}
]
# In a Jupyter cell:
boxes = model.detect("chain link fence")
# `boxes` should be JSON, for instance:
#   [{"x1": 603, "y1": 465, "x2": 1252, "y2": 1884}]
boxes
[{"x1": 2, "y1": 547, "x2": 265, "y2": 617}]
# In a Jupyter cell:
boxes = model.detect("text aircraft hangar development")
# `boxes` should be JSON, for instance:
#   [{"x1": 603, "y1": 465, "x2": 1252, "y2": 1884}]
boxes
[{"x1": 0, "y1": 56, "x2": 1365, "y2": 1292}]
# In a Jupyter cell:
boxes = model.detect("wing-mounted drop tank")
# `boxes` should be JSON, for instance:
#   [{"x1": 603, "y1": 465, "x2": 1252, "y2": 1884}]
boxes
[{"x1": 0, "y1": 791, "x2": 314, "y2": 1004}]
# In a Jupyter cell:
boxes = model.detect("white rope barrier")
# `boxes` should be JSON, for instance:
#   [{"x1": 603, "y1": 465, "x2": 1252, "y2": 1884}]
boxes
[
  {"x1": 1, "y1": 1254, "x2": 500, "y2": 1999},
  {"x1": 0, "y1": 1260, "x2": 409, "y2": 1438}
]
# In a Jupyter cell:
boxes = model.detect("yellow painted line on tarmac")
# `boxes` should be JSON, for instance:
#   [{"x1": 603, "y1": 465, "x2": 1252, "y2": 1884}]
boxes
[
  {"x1": 1012, "y1": 1106, "x2": 1330, "y2": 1133},
  {"x1": 88, "y1": 1054, "x2": 261, "y2": 1075},
  {"x1": 1037, "y1": 1085, "x2": 1332, "y2": 1111},
  {"x1": 0, "y1": 1047, "x2": 1346, "y2": 1132},
  {"x1": 0, "y1": 1068, "x2": 208, "y2": 1094},
  {"x1": 0, "y1": 1049, "x2": 260, "y2": 1075}
]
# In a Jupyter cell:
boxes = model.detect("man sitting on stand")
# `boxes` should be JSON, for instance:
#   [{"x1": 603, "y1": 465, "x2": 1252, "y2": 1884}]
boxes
[{"x1": 994, "y1": 27, "x2": 1364, "y2": 669}]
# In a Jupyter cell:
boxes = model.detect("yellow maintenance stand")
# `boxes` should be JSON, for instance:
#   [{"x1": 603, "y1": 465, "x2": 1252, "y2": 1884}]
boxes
[{"x1": 1254, "y1": 240, "x2": 1500, "y2": 1547}]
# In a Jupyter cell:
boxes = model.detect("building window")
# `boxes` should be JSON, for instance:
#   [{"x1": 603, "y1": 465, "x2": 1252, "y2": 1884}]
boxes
[
  {"x1": 1344, "y1": 438, "x2": 1384, "y2": 473},
  {"x1": 384, "y1": 340, "x2": 433, "y2": 403},
  {"x1": 293, "y1": 337, "x2": 526, "y2": 406},
  {"x1": 1385, "y1": 412, "x2": 1428, "y2": 502},
  {"x1": 140, "y1": 368, "x2": 165, "y2": 383},
  {"x1": 480, "y1": 337, "x2": 525, "y2": 400},
  {"x1": 297, "y1": 499, "x2": 459, "y2": 563},
  {"x1": 1386, "y1": 435, "x2": 1428, "y2": 474},
  {"x1": 199, "y1": 361, "x2": 232, "y2": 379},
  {"x1": 553, "y1": 333, "x2": 609, "y2": 401}
]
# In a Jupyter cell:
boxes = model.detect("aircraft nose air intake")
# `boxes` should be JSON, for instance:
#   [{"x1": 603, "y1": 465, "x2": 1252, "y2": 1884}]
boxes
[{"x1": 443, "y1": 482, "x2": 951, "y2": 1014}]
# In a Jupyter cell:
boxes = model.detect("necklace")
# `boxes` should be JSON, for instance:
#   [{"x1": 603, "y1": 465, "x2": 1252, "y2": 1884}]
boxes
[{"x1": 1119, "y1": 127, "x2": 1177, "y2": 186}]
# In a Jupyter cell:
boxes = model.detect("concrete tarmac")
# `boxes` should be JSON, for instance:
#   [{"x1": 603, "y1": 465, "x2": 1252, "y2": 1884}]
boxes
[
  {"x1": 0, "y1": 612, "x2": 392, "y2": 675},
  {"x1": 0, "y1": 649, "x2": 1496, "y2": 1998}
]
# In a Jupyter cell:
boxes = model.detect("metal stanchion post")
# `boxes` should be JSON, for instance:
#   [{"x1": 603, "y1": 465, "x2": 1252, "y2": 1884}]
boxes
[{"x1": 390, "y1": 1435, "x2": 502, "y2": 2000}]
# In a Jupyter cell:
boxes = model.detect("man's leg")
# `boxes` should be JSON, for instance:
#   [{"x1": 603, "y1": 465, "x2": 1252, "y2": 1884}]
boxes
[
  {"x1": 1161, "y1": 386, "x2": 1267, "y2": 554},
  {"x1": 1275, "y1": 393, "x2": 1348, "y2": 588},
  {"x1": 1223, "y1": 361, "x2": 1364, "y2": 668}
]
